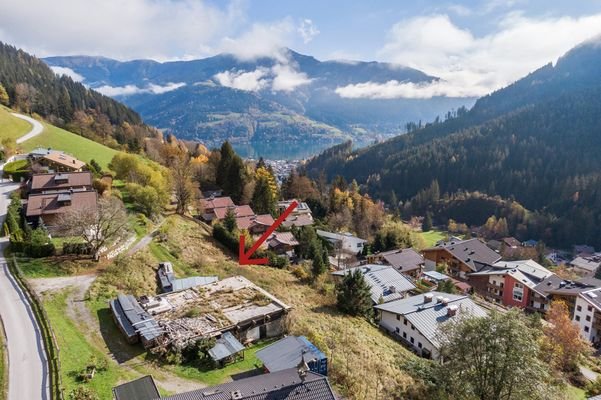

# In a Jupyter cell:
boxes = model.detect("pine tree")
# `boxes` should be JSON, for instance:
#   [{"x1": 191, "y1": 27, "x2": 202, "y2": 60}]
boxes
[
  {"x1": 311, "y1": 251, "x2": 326, "y2": 279},
  {"x1": 223, "y1": 208, "x2": 237, "y2": 233},
  {"x1": 422, "y1": 212, "x2": 433, "y2": 232},
  {"x1": 336, "y1": 270, "x2": 372, "y2": 317},
  {"x1": 252, "y1": 167, "x2": 278, "y2": 215},
  {"x1": 217, "y1": 141, "x2": 235, "y2": 189}
]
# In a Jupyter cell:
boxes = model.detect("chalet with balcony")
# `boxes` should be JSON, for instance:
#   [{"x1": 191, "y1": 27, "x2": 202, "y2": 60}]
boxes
[{"x1": 422, "y1": 238, "x2": 501, "y2": 280}]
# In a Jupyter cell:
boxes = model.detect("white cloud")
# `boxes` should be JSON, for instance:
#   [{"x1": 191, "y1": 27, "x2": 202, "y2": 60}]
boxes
[
  {"x1": 271, "y1": 63, "x2": 312, "y2": 92},
  {"x1": 219, "y1": 20, "x2": 295, "y2": 62},
  {"x1": 50, "y1": 66, "x2": 85, "y2": 82},
  {"x1": 298, "y1": 19, "x2": 319, "y2": 44},
  {"x1": 214, "y1": 68, "x2": 269, "y2": 91},
  {"x1": 447, "y1": 4, "x2": 473, "y2": 17},
  {"x1": 96, "y1": 82, "x2": 185, "y2": 96},
  {"x1": 344, "y1": 12, "x2": 601, "y2": 99}
]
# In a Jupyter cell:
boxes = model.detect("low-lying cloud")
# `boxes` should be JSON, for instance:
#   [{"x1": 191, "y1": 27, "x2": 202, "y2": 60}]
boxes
[
  {"x1": 214, "y1": 63, "x2": 311, "y2": 93},
  {"x1": 96, "y1": 82, "x2": 186, "y2": 96},
  {"x1": 357, "y1": 12, "x2": 601, "y2": 99},
  {"x1": 50, "y1": 66, "x2": 85, "y2": 82}
]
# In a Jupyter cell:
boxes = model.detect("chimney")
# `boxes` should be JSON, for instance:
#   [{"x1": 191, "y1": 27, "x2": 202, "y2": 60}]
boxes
[
  {"x1": 424, "y1": 293, "x2": 433, "y2": 303},
  {"x1": 436, "y1": 296, "x2": 444, "y2": 304},
  {"x1": 389, "y1": 285, "x2": 396, "y2": 293},
  {"x1": 442, "y1": 297, "x2": 450, "y2": 306},
  {"x1": 230, "y1": 391, "x2": 243, "y2": 400},
  {"x1": 447, "y1": 305, "x2": 458, "y2": 317}
]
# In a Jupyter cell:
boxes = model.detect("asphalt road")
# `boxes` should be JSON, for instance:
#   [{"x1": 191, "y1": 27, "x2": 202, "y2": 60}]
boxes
[
  {"x1": 0, "y1": 181, "x2": 49, "y2": 400},
  {"x1": 12, "y1": 113, "x2": 44, "y2": 144}
]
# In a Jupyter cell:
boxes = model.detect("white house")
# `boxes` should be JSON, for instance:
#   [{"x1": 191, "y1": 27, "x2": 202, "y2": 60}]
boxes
[
  {"x1": 573, "y1": 287, "x2": 601, "y2": 346},
  {"x1": 316, "y1": 230, "x2": 367, "y2": 255},
  {"x1": 375, "y1": 292, "x2": 487, "y2": 359}
]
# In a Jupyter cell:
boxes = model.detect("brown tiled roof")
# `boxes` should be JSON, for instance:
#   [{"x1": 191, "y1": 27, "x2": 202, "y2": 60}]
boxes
[
  {"x1": 200, "y1": 196, "x2": 234, "y2": 210},
  {"x1": 213, "y1": 205, "x2": 255, "y2": 220},
  {"x1": 380, "y1": 248, "x2": 424, "y2": 272},
  {"x1": 42, "y1": 152, "x2": 86, "y2": 170},
  {"x1": 29, "y1": 172, "x2": 93, "y2": 192},
  {"x1": 282, "y1": 213, "x2": 314, "y2": 228},
  {"x1": 26, "y1": 191, "x2": 97, "y2": 217},
  {"x1": 267, "y1": 232, "x2": 299, "y2": 247},
  {"x1": 235, "y1": 214, "x2": 275, "y2": 230}
]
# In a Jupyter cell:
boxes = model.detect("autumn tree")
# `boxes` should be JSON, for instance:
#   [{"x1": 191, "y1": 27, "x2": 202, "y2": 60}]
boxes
[
  {"x1": 14, "y1": 83, "x2": 36, "y2": 113},
  {"x1": 543, "y1": 300, "x2": 592, "y2": 373},
  {"x1": 252, "y1": 166, "x2": 278, "y2": 215},
  {"x1": 438, "y1": 309, "x2": 559, "y2": 400},
  {"x1": 58, "y1": 196, "x2": 129, "y2": 259},
  {"x1": 0, "y1": 83, "x2": 9, "y2": 106}
]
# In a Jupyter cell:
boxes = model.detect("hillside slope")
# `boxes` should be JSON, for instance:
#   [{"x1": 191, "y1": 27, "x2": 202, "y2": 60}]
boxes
[
  {"x1": 0, "y1": 106, "x2": 32, "y2": 141},
  {"x1": 305, "y1": 38, "x2": 601, "y2": 248}
]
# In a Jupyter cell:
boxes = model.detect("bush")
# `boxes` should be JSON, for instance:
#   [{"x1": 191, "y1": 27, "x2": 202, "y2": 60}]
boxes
[
  {"x1": 3, "y1": 159, "x2": 29, "y2": 182},
  {"x1": 267, "y1": 251, "x2": 290, "y2": 268},
  {"x1": 63, "y1": 242, "x2": 93, "y2": 255},
  {"x1": 213, "y1": 223, "x2": 240, "y2": 254}
]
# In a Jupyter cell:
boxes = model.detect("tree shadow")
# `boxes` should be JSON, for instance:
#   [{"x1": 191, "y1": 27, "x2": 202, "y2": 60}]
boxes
[
  {"x1": 230, "y1": 368, "x2": 264, "y2": 381},
  {"x1": 96, "y1": 306, "x2": 146, "y2": 363}
]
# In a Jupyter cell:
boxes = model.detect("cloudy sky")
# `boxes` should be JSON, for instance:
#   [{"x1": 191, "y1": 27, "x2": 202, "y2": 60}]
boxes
[{"x1": 2, "y1": 0, "x2": 601, "y2": 98}]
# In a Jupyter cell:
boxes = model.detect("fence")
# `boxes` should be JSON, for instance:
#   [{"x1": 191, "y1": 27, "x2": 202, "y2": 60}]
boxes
[{"x1": 8, "y1": 256, "x2": 64, "y2": 399}]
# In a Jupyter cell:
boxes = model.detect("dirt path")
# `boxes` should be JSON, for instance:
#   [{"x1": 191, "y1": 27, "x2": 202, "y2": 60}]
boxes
[
  {"x1": 12, "y1": 113, "x2": 44, "y2": 144},
  {"x1": 28, "y1": 273, "x2": 205, "y2": 394}
]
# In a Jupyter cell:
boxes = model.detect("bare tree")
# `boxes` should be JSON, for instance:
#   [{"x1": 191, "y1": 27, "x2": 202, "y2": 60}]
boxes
[
  {"x1": 58, "y1": 196, "x2": 129, "y2": 259},
  {"x1": 172, "y1": 155, "x2": 194, "y2": 215}
]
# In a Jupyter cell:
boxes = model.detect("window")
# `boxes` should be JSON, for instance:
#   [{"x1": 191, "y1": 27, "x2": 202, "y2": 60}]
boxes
[
  {"x1": 588, "y1": 306, "x2": 593, "y2": 312},
  {"x1": 500, "y1": 282, "x2": 504, "y2": 288},
  {"x1": 410, "y1": 337, "x2": 414, "y2": 344},
  {"x1": 514, "y1": 282, "x2": 523, "y2": 289},
  {"x1": 411, "y1": 325, "x2": 415, "y2": 331},
  {"x1": 576, "y1": 315, "x2": 581, "y2": 321},
  {"x1": 402, "y1": 332, "x2": 407, "y2": 339},
  {"x1": 585, "y1": 326, "x2": 590, "y2": 333},
  {"x1": 577, "y1": 305, "x2": 582, "y2": 312},
  {"x1": 403, "y1": 319, "x2": 407, "y2": 326},
  {"x1": 396, "y1": 314, "x2": 400, "y2": 321},
  {"x1": 418, "y1": 342, "x2": 422, "y2": 348},
  {"x1": 513, "y1": 287, "x2": 523, "y2": 302},
  {"x1": 586, "y1": 315, "x2": 591, "y2": 322},
  {"x1": 395, "y1": 327, "x2": 400, "y2": 333}
]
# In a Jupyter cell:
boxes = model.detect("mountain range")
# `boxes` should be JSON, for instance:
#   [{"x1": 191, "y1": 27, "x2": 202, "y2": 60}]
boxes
[
  {"x1": 44, "y1": 50, "x2": 473, "y2": 147},
  {"x1": 305, "y1": 37, "x2": 601, "y2": 248}
]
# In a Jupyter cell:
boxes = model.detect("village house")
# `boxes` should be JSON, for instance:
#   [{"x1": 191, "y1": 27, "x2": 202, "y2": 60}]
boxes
[
  {"x1": 278, "y1": 199, "x2": 314, "y2": 228},
  {"x1": 27, "y1": 171, "x2": 93, "y2": 194},
  {"x1": 375, "y1": 292, "x2": 487, "y2": 359},
  {"x1": 569, "y1": 255, "x2": 601, "y2": 277},
  {"x1": 422, "y1": 238, "x2": 501, "y2": 280},
  {"x1": 114, "y1": 367, "x2": 337, "y2": 400},
  {"x1": 468, "y1": 259, "x2": 554, "y2": 311},
  {"x1": 235, "y1": 214, "x2": 275, "y2": 235},
  {"x1": 109, "y1": 294, "x2": 163, "y2": 349},
  {"x1": 256, "y1": 335, "x2": 328, "y2": 376},
  {"x1": 110, "y1": 276, "x2": 291, "y2": 351},
  {"x1": 198, "y1": 196, "x2": 235, "y2": 221},
  {"x1": 316, "y1": 229, "x2": 367, "y2": 255},
  {"x1": 572, "y1": 286, "x2": 601, "y2": 346},
  {"x1": 34, "y1": 152, "x2": 86, "y2": 172},
  {"x1": 24, "y1": 190, "x2": 98, "y2": 229},
  {"x1": 264, "y1": 232, "x2": 300, "y2": 256},
  {"x1": 332, "y1": 265, "x2": 416, "y2": 304},
  {"x1": 368, "y1": 248, "x2": 425, "y2": 278}
]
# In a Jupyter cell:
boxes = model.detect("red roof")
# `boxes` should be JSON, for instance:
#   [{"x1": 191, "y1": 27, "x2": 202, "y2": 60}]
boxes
[
  {"x1": 235, "y1": 214, "x2": 275, "y2": 230},
  {"x1": 26, "y1": 191, "x2": 98, "y2": 217},
  {"x1": 200, "y1": 196, "x2": 235, "y2": 211},
  {"x1": 213, "y1": 205, "x2": 255, "y2": 220}
]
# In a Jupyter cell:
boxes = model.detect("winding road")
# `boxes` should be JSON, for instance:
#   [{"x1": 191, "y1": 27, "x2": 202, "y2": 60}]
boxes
[
  {"x1": 11, "y1": 113, "x2": 44, "y2": 144},
  {"x1": 0, "y1": 113, "x2": 50, "y2": 399}
]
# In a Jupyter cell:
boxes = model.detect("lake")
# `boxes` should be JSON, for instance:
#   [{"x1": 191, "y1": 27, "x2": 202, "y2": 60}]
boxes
[{"x1": 231, "y1": 141, "x2": 341, "y2": 161}]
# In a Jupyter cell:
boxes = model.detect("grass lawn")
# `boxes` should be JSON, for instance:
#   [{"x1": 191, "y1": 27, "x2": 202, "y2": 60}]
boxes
[
  {"x1": 0, "y1": 317, "x2": 6, "y2": 400},
  {"x1": 566, "y1": 385, "x2": 587, "y2": 400},
  {"x1": 169, "y1": 340, "x2": 274, "y2": 386},
  {"x1": 20, "y1": 123, "x2": 119, "y2": 169},
  {"x1": 419, "y1": 230, "x2": 447, "y2": 247},
  {"x1": 0, "y1": 106, "x2": 31, "y2": 142},
  {"x1": 43, "y1": 290, "x2": 134, "y2": 400}
]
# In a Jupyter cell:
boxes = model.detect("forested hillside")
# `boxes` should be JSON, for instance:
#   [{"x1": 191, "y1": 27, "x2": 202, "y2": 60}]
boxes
[
  {"x1": 305, "y1": 39, "x2": 601, "y2": 248},
  {"x1": 0, "y1": 42, "x2": 157, "y2": 151}
]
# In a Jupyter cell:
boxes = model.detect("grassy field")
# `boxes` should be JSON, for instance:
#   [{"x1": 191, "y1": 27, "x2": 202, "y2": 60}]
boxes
[
  {"x1": 43, "y1": 290, "x2": 135, "y2": 400},
  {"x1": 0, "y1": 317, "x2": 6, "y2": 400},
  {"x1": 20, "y1": 123, "x2": 118, "y2": 169},
  {"x1": 418, "y1": 229, "x2": 448, "y2": 247},
  {"x1": 0, "y1": 106, "x2": 31, "y2": 142},
  {"x1": 85, "y1": 215, "x2": 421, "y2": 399}
]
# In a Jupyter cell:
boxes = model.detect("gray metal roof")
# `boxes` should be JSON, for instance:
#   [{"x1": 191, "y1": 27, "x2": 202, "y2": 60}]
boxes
[
  {"x1": 113, "y1": 375, "x2": 160, "y2": 400},
  {"x1": 208, "y1": 332, "x2": 245, "y2": 361},
  {"x1": 316, "y1": 229, "x2": 366, "y2": 246},
  {"x1": 380, "y1": 248, "x2": 424, "y2": 272},
  {"x1": 426, "y1": 238, "x2": 501, "y2": 271},
  {"x1": 422, "y1": 271, "x2": 450, "y2": 282},
  {"x1": 332, "y1": 264, "x2": 415, "y2": 303},
  {"x1": 255, "y1": 336, "x2": 326, "y2": 373},
  {"x1": 375, "y1": 292, "x2": 487, "y2": 348},
  {"x1": 171, "y1": 276, "x2": 219, "y2": 292},
  {"x1": 160, "y1": 368, "x2": 336, "y2": 400},
  {"x1": 112, "y1": 294, "x2": 162, "y2": 342}
]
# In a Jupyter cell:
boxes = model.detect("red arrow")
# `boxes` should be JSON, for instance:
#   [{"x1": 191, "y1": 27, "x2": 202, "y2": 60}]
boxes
[{"x1": 239, "y1": 200, "x2": 298, "y2": 265}]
